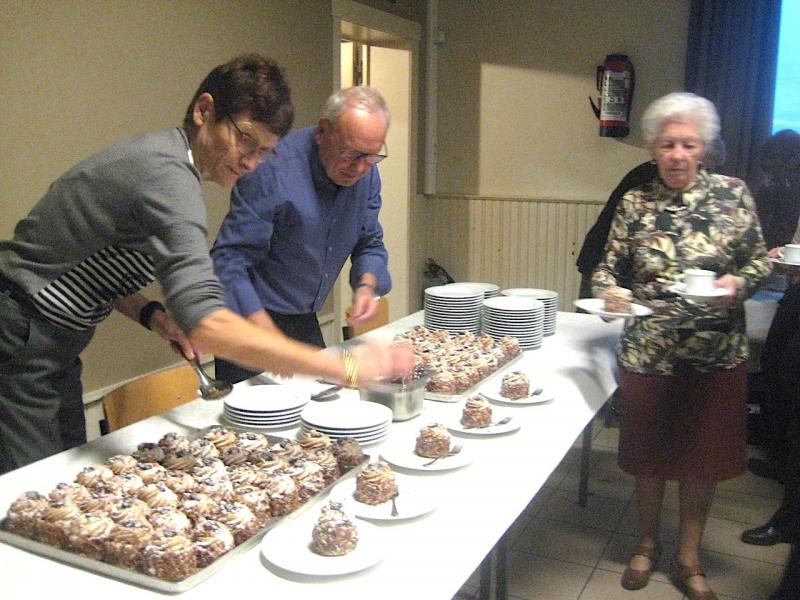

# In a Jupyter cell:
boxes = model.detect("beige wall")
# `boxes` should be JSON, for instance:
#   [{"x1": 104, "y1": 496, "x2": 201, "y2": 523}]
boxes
[
  {"x1": 420, "y1": 0, "x2": 691, "y2": 297},
  {"x1": 433, "y1": 0, "x2": 690, "y2": 200},
  {"x1": 0, "y1": 0, "x2": 334, "y2": 394}
]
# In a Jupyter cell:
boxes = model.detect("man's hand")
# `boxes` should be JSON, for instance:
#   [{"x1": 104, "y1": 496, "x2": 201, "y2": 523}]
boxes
[
  {"x1": 347, "y1": 284, "x2": 380, "y2": 325},
  {"x1": 711, "y1": 274, "x2": 742, "y2": 309}
]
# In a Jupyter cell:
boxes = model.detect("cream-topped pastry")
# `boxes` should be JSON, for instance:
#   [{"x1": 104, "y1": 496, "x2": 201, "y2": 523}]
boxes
[
  {"x1": 331, "y1": 438, "x2": 364, "y2": 473},
  {"x1": 461, "y1": 396, "x2": 492, "y2": 428},
  {"x1": 190, "y1": 457, "x2": 229, "y2": 484},
  {"x1": 104, "y1": 518, "x2": 155, "y2": 569},
  {"x1": 235, "y1": 431, "x2": 269, "y2": 455},
  {"x1": 133, "y1": 462, "x2": 168, "y2": 485},
  {"x1": 285, "y1": 459, "x2": 326, "y2": 502},
  {"x1": 106, "y1": 472, "x2": 145, "y2": 496},
  {"x1": 178, "y1": 492, "x2": 218, "y2": 526},
  {"x1": 67, "y1": 513, "x2": 116, "y2": 560},
  {"x1": 105, "y1": 454, "x2": 138, "y2": 474},
  {"x1": 79, "y1": 490, "x2": 120, "y2": 515},
  {"x1": 192, "y1": 520, "x2": 235, "y2": 567},
  {"x1": 147, "y1": 506, "x2": 192, "y2": 534},
  {"x1": 162, "y1": 471, "x2": 196, "y2": 495},
  {"x1": 137, "y1": 483, "x2": 179, "y2": 509},
  {"x1": 354, "y1": 461, "x2": 398, "y2": 505},
  {"x1": 202, "y1": 426, "x2": 238, "y2": 452},
  {"x1": 299, "y1": 429, "x2": 332, "y2": 455},
  {"x1": 5, "y1": 491, "x2": 49, "y2": 538},
  {"x1": 48, "y1": 482, "x2": 92, "y2": 505},
  {"x1": 132, "y1": 442, "x2": 165, "y2": 464},
  {"x1": 269, "y1": 439, "x2": 305, "y2": 464},
  {"x1": 108, "y1": 497, "x2": 151, "y2": 523},
  {"x1": 305, "y1": 448, "x2": 340, "y2": 486},
  {"x1": 247, "y1": 450, "x2": 285, "y2": 473},
  {"x1": 35, "y1": 500, "x2": 82, "y2": 548},
  {"x1": 193, "y1": 476, "x2": 233, "y2": 502},
  {"x1": 212, "y1": 500, "x2": 259, "y2": 545},
  {"x1": 501, "y1": 370, "x2": 530, "y2": 399},
  {"x1": 161, "y1": 449, "x2": 198, "y2": 472},
  {"x1": 188, "y1": 438, "x2": 220, "y2": 460},
  {"x1": 311, "y1": 501, "x2": 358, "y2": 557},
  {"x1": 262, "y1": 472, "x2": 299, "y2": 516},
  {"x1": 414, "y1": 423, "x2": 451, "y2": 458},
  {"x1": 220, "y1": 445, "x2": 250, "y2": 467},
  {"x1": 232, "y1": 486, "x2": 272, "y2": 527},
  {"x1": 157, "y1": 432, "x2": 191, "y2": 455},
  {"x1": 140, "y1": 529, "x2": 198, "y2": 582}
]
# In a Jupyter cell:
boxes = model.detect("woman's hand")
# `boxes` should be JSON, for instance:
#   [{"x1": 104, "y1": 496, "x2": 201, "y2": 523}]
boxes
[
  {"x1": 150, "y1": 310, "x2": 197, "y2": 360},
  {"x1": 711, "y1": 274, "x2": 742, "y2": 309},
  {"x1": 768, "y1": 246, "x2": 784, "y2": 259},
  {"x1": 351, "y1": 341, "x2": 414, "y2": 384}
]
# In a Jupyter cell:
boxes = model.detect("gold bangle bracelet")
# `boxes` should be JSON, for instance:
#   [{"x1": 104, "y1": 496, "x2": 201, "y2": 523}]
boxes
[{"x1": 342, "y1": 349, "x2": 358, "y2": 388}]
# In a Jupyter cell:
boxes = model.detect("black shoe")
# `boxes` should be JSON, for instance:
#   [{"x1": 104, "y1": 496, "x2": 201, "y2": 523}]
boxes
[
  {"x1": 741, "y1": 523, "x2": 792, "y2": 546},
  {"x1": 748, "y1": 457, "x2": 784, "y2": 482}
]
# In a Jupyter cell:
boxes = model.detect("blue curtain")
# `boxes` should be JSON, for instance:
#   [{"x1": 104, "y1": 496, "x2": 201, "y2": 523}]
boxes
[{"x1": 685, "y1": 0, "x2": 782, "y2": 185}]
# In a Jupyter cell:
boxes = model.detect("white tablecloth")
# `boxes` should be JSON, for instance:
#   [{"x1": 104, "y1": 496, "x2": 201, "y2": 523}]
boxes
[{"x1": 0, "y1": 311, "x2": 622, "y2": 599}]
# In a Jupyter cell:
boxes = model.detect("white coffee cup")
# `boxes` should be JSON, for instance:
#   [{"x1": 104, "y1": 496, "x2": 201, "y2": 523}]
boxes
[
  {"x1": 783, "y1": 244, "x2": 800, "y2": 264},
  {"x1": 681, "y1": 269, "x2": 716, "y2": 294}
]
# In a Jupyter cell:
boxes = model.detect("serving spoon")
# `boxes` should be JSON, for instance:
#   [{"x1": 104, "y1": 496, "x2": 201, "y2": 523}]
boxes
[{"x1": 171, "y1": 342, "x2": 232, "y2": 400}]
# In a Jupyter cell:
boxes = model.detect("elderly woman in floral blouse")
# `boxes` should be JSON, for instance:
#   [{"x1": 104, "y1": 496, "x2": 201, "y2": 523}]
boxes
[{"x1": 592, "y1": 92, "x2": 771, "y2": 600}]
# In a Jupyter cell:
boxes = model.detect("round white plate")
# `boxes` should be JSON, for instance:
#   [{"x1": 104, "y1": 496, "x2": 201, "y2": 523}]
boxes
[
  {"x1": 478, "y1": 379, "x2": 553, "y2": 405},
  {"x1": 301, "y1": 400, "x2": 392, "y2": 431},
  {"x1": 261, "y1": 517, "x2": 382, "y2": 576},
  {"x1": 667, "y1": 283, "x2": 730, "y2": 302},
  {"x1": 380, "y1": 443, "x2": 472, "y2": 472},
  {"x1": 222, "y1": 415, "x2": 299, "y2": 430},
  {"x1": 573, "y1": 298, "x2": 652, "y2": 319},
  {"x1": 446, "y1": 413, "x2": 520, "y2": 436},
  {"x1": 771, "y1": 257, "x2": 800, "y2": 268},
  {"x1": 224, "y1": 386, "x2": 309, "y2": 413},
  {"x1": 329, "y1": 476, "x2": 437, "y2": 521},
  {"x1": 501, "y1": 287, "x2": 559, "y2": 299}
]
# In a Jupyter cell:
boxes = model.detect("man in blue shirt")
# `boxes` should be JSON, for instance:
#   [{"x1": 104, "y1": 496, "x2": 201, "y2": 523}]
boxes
[{"x1": 211, "y1": 86, "x2": 391, "y2": 383}]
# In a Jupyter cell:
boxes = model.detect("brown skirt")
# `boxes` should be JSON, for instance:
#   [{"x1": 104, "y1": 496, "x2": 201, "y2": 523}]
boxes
[{"x1": 617, "y1": 363, "x2": 748, "y2": 481}]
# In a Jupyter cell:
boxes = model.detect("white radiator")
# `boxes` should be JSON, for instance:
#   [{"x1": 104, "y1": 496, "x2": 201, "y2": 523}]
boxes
[{"x1": 423, "y1": 196, "x2": 605, "y2": 310}]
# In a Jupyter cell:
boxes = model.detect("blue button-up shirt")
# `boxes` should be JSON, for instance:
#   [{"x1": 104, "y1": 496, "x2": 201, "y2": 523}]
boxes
[{"x1": 211, "y1": 127, "x2": 390, "y2": 317}]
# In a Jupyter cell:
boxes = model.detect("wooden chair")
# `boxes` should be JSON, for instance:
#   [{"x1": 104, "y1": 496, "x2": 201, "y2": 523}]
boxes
[
  {"x1": 343, "y1": 296, "x2": 390, "y2": 340},
  {"x1": 101, "y1": 364, "x2": 200, "y2": 433}
]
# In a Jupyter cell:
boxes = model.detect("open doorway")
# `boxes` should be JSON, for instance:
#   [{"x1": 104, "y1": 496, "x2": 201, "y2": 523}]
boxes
[{"x1": 321, "y1": 0, "x2": 419, "y2": 343}]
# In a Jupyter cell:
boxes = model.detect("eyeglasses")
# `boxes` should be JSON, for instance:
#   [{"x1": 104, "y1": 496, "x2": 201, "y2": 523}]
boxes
[
  {"x1": 329, "y1": 126, "x2": 387, "y2": 165},
  {"x1": 226, "y1": 115, "x2": 277, "y2": 163}
]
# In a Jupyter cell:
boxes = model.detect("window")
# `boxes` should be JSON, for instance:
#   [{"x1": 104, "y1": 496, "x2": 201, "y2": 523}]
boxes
[{"x1": 773, "y1": 0, "x2": 800, "y2": 132}]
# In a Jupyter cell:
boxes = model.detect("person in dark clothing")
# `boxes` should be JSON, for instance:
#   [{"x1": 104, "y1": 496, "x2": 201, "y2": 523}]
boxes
[
  {"x1": 753, "y1": 130, "x2": 800, "y2": 251},
  {"x1": 576, "y1": 162, "x2": 657, "y2": 298}
]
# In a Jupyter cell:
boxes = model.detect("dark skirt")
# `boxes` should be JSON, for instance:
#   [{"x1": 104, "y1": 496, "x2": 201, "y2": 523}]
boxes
[{"x1": 617, "y1": 363, "x2": 748, "y2": 481}]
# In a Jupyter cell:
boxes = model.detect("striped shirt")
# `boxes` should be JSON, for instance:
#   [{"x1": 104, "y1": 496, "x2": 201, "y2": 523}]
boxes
[{"x1": 33, "y1": 246, "x2": 155, "y2": 330}]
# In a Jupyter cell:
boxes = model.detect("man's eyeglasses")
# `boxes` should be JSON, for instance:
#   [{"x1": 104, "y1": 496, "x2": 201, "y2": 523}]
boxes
[
  {"x1": 328, "y1": 126, "x2": 387, "y2": 165},
  {"x1": 226, "y1": 115, "x2": 277, "y2": 163}
]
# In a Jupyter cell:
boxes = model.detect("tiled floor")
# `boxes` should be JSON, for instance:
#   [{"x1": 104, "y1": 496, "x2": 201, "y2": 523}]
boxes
[{"x1": 455, "y1": 415, "x2": 789, "y2": 599}]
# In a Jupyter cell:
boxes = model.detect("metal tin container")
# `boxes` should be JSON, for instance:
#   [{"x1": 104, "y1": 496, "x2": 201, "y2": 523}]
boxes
[{"x1": 360, "y1": 371, "x2": 432, "y2": 421}]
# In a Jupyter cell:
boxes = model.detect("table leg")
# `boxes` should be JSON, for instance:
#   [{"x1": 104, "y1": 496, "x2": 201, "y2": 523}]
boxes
[{"x1": 578, "y1": 417, "x2": 593, "y2": 507}]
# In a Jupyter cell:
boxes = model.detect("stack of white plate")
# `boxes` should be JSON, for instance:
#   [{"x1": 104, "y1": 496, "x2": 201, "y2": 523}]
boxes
[
  {"x1": 300, "y1": 400, "x2": 393, "y2": 445},
  {"x1": 424, "y1": 285, "x2": 483, "y2": 333},
  {"x1": 482, "y1": 295, "x2": 545, "y2": 350},
  {"x1": 223, "y1": 386, "x2": 309, "y2": 429},
  {"x1": 501, "y1": 288, "x2": 559, "y2": 336},
  {"x1": 443, "y1": 281, "x2": 501, "y2": 299}
]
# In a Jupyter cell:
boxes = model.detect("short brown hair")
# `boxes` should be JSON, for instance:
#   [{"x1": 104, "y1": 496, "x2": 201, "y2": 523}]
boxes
[{"x1": 183, "y1": 54, "x2": 294, "y2": 139}]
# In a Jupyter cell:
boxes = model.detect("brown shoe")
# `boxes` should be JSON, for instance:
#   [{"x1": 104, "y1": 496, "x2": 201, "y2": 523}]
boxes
[
  {"x1": 621, "y1": 544, "x2": 662, "y2": 590},
  {"x1": 669, "y1": 556, "x2": 718, "y2": 600}
]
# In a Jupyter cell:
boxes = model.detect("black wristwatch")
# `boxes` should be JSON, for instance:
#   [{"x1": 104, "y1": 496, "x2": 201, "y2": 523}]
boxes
[{"x1": 139, "y1": 301, "x2": 166, "y2": 330}]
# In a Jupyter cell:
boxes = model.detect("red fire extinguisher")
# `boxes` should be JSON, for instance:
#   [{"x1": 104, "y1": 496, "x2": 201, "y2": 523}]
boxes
[{"x1": 589, "y1": 54, "x2": 635, "y2": 137}]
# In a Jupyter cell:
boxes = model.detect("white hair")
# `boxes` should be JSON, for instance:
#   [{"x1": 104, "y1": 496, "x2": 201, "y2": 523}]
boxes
[
  {"x1": 641, "y1": 92, "x2": 720, "y2": 147},
  {"x1": 321, "y1": 85, "x2": 391, "y2": 127}
]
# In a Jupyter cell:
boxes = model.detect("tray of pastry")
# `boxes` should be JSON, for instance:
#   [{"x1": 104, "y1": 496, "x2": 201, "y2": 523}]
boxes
[
  {"x1": 0, "y1": 425, "x2": 368, "y2": 593},
  {"x1": 391, "y1": 325, "x2": 524, "y2": 403}
]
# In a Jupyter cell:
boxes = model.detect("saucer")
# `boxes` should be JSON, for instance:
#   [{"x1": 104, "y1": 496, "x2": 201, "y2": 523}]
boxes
[
  {"x1": 573, "y1": 298, "x2": 652, "y2": 319},
  {"x1": 668, "y1": 283, "x2": 729, "y2": 302}
]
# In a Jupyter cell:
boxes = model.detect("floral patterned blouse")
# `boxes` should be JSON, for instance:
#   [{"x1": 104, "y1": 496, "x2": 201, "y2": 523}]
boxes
[{"x1": 592, "y1": 169, "x2": 772, "y2": 375}]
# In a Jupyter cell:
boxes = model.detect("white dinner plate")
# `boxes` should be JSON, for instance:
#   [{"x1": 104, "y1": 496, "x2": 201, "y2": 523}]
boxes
[
  {"x1": 771, "y1": 257, "x2": 800, "y2": 268},
  {"x1": 329, "y1": 475, "x2": 437, "y2": 522},
  {"x1": 222, "y1": 415, "x2": 300, "y2": 430},
  {"x1": 260, "y1": 516, "x2": 383, "y2": 576},
  {"x1": 573, "y1": 298, "x2": 653, "y2": 319},
  {"x1": 301, "y1": 400, "x2": 392, "y2": 431},
  {"x1": 446, "y1": 413, "x2": 520, "y2": 436},
  {"x1": 224, "y1": 386, "x2": 309, "y2": 413},
  {"x1": 478, "y1": 382, "x2": 553, "y2": 405},
  {"x1": 667, "y1": 283, "x2": 730, "y2": 302},
  {"x1": 380, "y1": 442, "x2": 472, "y2": 472}
]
